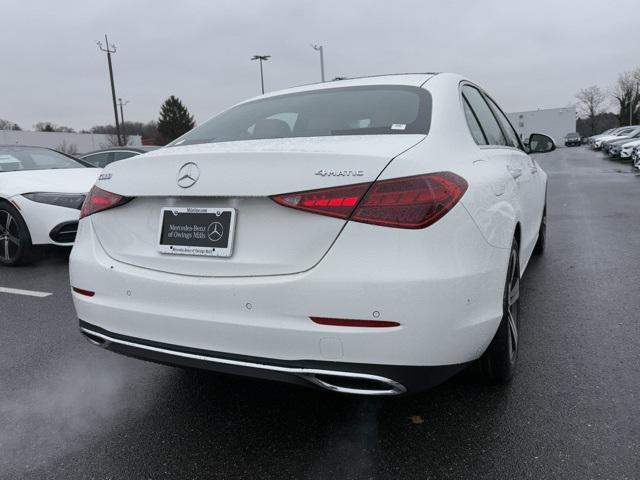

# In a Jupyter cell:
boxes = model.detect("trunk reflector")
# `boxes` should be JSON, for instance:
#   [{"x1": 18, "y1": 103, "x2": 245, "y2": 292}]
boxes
[
  {"x1": 72, "y1": 287, "x2": 95, "y2": 297},
  {"x1": 310, "y1": 317, "x2": 400, "y2": 328}
]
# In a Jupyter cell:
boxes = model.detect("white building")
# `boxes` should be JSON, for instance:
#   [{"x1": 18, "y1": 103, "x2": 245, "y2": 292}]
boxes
[
  {"x1": 0, "y1": 130, "x2": 142, "y2": 154},
  {"x1": 507, "y1": 107, "x2": 576, "y2": 146}
]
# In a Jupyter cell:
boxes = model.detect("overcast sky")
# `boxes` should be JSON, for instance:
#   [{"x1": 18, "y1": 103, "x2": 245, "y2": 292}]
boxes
[{"x1": 3, "y1": 0, "x2": 639, "y2": 131}]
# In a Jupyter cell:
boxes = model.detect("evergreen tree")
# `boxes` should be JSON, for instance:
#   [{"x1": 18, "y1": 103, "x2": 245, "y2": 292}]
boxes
[{"x1": 157, "y1": 95, "x2": 195, "y2": 144}]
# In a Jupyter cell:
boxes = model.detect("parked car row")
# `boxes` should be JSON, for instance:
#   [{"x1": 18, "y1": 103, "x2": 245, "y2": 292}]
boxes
[
  {"x1": 584, "y1": 126, "x2": 640, "y2": 169},
  {"x1": 587, "y1": 126, "x2": 640, "y2": 151}
]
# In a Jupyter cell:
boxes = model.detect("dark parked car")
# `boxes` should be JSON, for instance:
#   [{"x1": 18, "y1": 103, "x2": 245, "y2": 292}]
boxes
[
  {"x1": 79, "y1": 146, "x2": 159, "y2": 168},
  {"x1": 564, "y1": 133, "x2": 581, "y2": 147}
]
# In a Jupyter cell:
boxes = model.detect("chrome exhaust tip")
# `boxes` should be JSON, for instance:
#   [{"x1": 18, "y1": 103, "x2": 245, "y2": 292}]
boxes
[
  {"x1": 301, "y1": 371, "x2": 406, "y2": 395},
  {"x1": 81, "y1": 329, "x2": 111, "y2": 348}
]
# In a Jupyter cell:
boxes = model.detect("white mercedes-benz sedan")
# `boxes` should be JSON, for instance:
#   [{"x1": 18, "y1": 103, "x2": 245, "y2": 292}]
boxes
[
  {"x1": 0, "y1": 146, "x2": 100, "y2": 266},
  {"x1": 71, "y1": 73, "x2": 553, "y2": 395}
]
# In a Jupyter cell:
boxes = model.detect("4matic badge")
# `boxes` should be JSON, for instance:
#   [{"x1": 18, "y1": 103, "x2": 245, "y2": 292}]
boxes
[{"x1": 315, "y1": 169, "x2": 364, "y2": 177}]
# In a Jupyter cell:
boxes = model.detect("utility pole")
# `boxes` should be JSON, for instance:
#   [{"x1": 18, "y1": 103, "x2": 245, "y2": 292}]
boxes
[
  {"x1": 251, "y1": 55, "x2": 270, "y2": 94},
  {"x1": 311, "y1": 44, "x2": 325, "y2": 82},
  {"x1": 117, "y1": 98, "x2": 129, "y2": 143},
  {"x1": 97, "y1": 35, "x2": 122, "y2": 146}
]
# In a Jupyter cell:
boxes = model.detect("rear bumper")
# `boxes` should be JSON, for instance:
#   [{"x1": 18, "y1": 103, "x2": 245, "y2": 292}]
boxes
[
  {"x1": 79, "y1": 320, "x2": 468, "y2": 394},
  {"x1": 70, "y1": 204, "x2": 507, "y2": 392}
]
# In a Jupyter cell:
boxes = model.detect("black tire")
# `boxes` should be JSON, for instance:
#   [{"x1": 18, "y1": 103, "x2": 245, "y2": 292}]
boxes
[
  {"x1": 533, "y1": 205, "x2": 546, "y2": 255},
  {"x1": 477, "y1": 238, "x2": 520, "y2": 383},
  {"x1": 0, "y1": 201, "x2": 34, "y2": 266}
]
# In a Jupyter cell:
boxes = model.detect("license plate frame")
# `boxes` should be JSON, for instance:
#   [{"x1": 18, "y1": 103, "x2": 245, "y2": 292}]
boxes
[{"x1": 157, "y1": 207, "x2": 237, "y2": 258}]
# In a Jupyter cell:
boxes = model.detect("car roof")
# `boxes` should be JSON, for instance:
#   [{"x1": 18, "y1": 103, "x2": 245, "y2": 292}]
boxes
[
  {"x1": 80, "y1": 146, "x2": 160, "y2": 156},
  {"x1": 0, "y1": 144, "x2": 54, "y2": 149},
  {"x1": 240, "y1": 73, "x2": 440, "y2": 104}
]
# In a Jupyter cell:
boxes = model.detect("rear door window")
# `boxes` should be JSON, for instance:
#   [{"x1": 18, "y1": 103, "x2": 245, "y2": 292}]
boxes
[
  {"x1": 485, "y1": 96, "x2": 522, "y2": 149},
  {"x1": 462, "y1": 86, "x2": 507, "y2": 147},
  {"x1": 82, "y1": 152, "x2": 112, "y2": 167},
  {"x1": 113, "y1": 151, "x2": 139, "y2": 161},
  {"x1": 462, "y1": 97, "x2": 488, "y2": 145}
]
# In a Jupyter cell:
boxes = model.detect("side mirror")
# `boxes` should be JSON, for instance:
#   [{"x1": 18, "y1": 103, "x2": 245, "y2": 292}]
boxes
[{"x1": 528, "y1": 133, "x2": 556, "y2": 154}]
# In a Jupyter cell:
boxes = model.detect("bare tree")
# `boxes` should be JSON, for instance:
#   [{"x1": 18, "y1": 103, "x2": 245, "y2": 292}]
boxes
[
  {"x1": 611, "y1": 69, "x2": 640, "y2": 126},
  {"x1": 576, "y1": 86, "x2": 608, "y2": 135},
  {"x1": 100, "y1": 132, "x2": 133, "y2": 148},
  {"x1": 56, "y1": 140, "x2": 79, "y2": 156}
]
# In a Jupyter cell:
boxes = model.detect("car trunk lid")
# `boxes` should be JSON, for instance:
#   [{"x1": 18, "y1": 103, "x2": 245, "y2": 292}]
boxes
[{"x1": 90, "y1": 136, "x2": 423, "y2": 277}]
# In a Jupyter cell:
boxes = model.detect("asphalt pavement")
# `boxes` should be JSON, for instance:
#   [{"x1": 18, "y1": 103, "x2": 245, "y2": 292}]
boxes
[{"x1": 1, "y1": 147, "x2": 639, "y2": 479}]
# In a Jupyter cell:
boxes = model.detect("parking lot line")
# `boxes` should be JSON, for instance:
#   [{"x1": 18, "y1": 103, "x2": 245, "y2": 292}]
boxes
[{"x1": 0, "y1": 286, "x2": 52, "y2": 298}]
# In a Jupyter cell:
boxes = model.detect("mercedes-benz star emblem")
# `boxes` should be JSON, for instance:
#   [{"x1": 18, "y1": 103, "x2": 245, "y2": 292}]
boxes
[
  {"x1": 176, "y1": 162, "x2": 200, "y2": 188},
  {"x1": 207, "y1": 222, "x2": 224, "y2": 242}
]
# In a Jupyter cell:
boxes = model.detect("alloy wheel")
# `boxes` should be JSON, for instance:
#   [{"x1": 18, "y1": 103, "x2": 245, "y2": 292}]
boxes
[
  {"x1": 0, "y1": 209, "x2": 21, "y2": 262},
  {"x1": 506, "y1": 248, "x2": 520, "y2": 362}
]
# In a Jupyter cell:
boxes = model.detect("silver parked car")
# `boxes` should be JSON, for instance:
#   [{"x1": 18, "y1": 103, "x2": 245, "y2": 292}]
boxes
[{"x1": 80, "y1": 146, "x2": 159, "y2": 168}]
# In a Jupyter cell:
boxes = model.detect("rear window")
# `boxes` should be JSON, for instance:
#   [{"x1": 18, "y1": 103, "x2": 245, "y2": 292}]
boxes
[{"x1": 171, "y1": 85, "x2": 432, "y2": 146}]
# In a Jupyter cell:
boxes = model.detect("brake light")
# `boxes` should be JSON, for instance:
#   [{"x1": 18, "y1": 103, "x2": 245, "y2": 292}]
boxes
[
  {"x1": 271, "y1": 182, "x2": 371, "y2": 219},
  {"x1": 353, "y1": 172, "x2": 468, "y2": 228},
  {"x1": 80, "y1": 186, "x2": 130, "y2": 219},
  {"x1": 271, "y1": 172, "x2": 467, "y2": 229}
]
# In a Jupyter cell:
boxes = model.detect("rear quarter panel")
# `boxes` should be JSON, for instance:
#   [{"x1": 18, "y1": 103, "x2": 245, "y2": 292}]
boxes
[{"x1": 385, "y1": 74, "x2": 518, "y2": 251}]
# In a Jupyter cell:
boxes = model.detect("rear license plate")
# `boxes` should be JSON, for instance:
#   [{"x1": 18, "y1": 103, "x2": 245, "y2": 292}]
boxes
[{"x1": 158, "y1": 207, "x2": 236, "y2": 257}]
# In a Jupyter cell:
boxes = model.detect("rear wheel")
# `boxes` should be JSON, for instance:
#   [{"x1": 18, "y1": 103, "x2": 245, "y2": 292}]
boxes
[
  {"x1": 0, "y1": 201, "x2": 33, "y2": 266},
  {"x1": 533, "y1": 206, "x2": 546, "y2": 255},
  {"x1": 477, "y1": 238, "x2": 520, "y2": 383}
]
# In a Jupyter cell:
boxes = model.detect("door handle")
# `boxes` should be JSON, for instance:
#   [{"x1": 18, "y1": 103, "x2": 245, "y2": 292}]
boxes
[{"x1": 507, "y1": 165, "x2": 522, "y2": 179}]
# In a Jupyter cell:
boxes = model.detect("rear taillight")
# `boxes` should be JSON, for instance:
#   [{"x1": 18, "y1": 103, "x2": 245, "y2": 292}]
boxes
[
  {"x1": 271, "y1": 172, "x2": 467, "y2": 229},
  {"x1": 272, "y1": 182, "x2": 371, "y2": 219},
  {"x1": 80, "y1": 186, "x2": 130, "y2": 219}
]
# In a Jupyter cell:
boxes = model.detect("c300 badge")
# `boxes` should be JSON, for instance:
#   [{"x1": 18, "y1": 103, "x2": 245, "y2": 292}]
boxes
[{"x1": 98, "y1": 173, "x2": 112, "y2": 180}]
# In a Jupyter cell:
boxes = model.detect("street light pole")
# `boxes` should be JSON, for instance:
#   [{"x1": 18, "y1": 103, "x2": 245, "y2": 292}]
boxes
[
  {"x1": 311, "y1": 44, "x2": 325, "y2": 82},
  {"x1": 117, "y1": 98, "x2": 129, "y2": 143},
  {"x1": 97, "y1": 35, "x2": 122, "y2": 146},
  {"x1": 251, "y1": 55, "x2": 270, "y2": 94}
]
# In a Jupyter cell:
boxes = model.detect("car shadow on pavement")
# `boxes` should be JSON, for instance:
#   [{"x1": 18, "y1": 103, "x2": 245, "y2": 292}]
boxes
[{"x1": 118, "y1": 362, "x2": 513, "y2": 478}]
